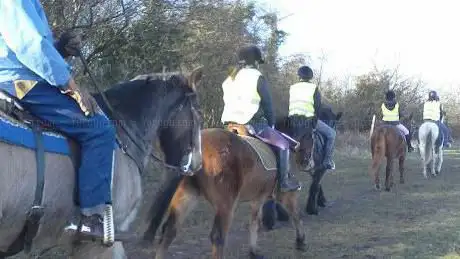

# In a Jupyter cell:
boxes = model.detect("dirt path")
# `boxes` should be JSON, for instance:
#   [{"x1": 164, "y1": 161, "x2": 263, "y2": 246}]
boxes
[
  {"x1": 121, "y1": 149, "x2": 460, "y2": 259},
  {"x1": 21, "y1": 149, "x2": 460, "y2": 259}
]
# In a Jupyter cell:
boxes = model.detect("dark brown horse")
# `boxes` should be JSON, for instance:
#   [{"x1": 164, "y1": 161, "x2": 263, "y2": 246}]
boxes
[
  {"x1": 145, "y1": 125, "x2": 306, "y2": 259},
  {"x1": 369, "y1": 114, "x2": 413, "y2": 191},
  {"x1": 273, "y1": 105, "x2": 343, "y2": 217}
]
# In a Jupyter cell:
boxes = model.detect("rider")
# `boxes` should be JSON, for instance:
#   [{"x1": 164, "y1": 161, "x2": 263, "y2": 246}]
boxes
[
  {"x1": 0, "y1": 1, "x2": 115, "y2": 244},
  {"x1": 423, "y1": 90, "x2": 452, "y2": 147},
  {"x1": 380, "y1": 90, "x2": 414, "y2": 152},
  {"x1": 288, "y1": 65, "x2": 336, "y2": 170},
  {"x1": 220, "y1": 45, "x2": 301, "y2": 192}
]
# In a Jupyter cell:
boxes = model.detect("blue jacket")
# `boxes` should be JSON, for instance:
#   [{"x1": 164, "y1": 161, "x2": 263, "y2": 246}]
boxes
[{"x1": 0, "y1": 0, "x2": 71, "y2": 98}]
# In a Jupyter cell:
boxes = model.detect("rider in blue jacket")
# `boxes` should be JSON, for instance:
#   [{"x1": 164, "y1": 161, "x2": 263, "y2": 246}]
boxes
[{"x1": 0, "y1": 0, "x2": 115, "y2": 245}]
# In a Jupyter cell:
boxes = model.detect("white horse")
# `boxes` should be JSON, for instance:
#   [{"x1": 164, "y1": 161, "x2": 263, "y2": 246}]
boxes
[{"x1": 418, "y1": 119, "x2": 444, "y2": 178}]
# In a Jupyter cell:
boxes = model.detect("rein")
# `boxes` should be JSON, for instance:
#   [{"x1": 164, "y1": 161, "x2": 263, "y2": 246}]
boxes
[{"x1": 77, "y1": 51, "x2": 188, "y2": 173}]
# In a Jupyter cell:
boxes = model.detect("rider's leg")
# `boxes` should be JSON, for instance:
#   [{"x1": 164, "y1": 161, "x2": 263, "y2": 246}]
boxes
[
  {"x1": 439, "y1": 122, "x2": 452, "y2": 147},
  {"x1": 257, "y1": 125, "x2": 301, "y2": 192},
  {"x1": 397, "y1": 124, "x2": 414, "y2": 152},
  {"x1": 275, "y1": 147, "x2": 301, "y2": 192},
  {"x1": 19, "y1": 82, "x2": 116, "y2": 245},
  {"x1": 315, "y1": 120, "x2": 336, "y2": 169}
]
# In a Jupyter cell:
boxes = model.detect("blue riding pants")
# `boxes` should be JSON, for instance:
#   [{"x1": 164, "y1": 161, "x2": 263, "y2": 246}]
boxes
[
  {"x1": 315, "y1": 120, "x2": 336, "y2": 161},
  {"x1": 438, "y1": 121, "x2": 452, "y2": 145},
  {"x1": 19, "y1": 82, "x2": 115, "y2": 209}
]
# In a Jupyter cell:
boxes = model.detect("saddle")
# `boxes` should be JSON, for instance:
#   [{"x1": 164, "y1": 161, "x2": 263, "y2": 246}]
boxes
[{"x1": 225, "y1": 123, "x2": 299, "y2": 171}]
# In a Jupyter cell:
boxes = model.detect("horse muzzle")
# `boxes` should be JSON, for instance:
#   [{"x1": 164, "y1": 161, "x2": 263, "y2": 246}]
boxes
[{"x1": 179, "y1": 150, "x2": 202, "y2": 176}]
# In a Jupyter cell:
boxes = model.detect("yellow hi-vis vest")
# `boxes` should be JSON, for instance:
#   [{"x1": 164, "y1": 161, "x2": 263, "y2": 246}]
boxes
[
  {"x1": 381, "y1": 102, "x2": 400, "y2": 121},
  {"x1": 423, "y1": 101, "x2": 441, "y2": 121},
  {"x1": 288, "y1": 82, "x2": 316, "y2": 117},
  {"x1": 220, "y1": 68, "x2": 262, "y2": 124}
]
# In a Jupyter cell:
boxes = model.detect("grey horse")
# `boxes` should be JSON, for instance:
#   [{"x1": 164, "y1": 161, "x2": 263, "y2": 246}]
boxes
[{"x1": 0, "y1": 68, "x2": 204, "y2": 258}]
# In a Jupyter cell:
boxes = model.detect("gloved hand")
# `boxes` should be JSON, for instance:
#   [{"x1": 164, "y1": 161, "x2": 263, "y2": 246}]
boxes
[
  {"x1": 55, "y1": 30, "x2": 82, "y2": 58},
  {"x1": 61, "y1": 78, "x2": 98, "y2": 117}
]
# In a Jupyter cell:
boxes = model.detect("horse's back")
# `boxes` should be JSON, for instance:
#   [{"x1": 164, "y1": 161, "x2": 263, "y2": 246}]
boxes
[
  {"x1": 199, "y1": 128, "x2": 276, "y2": 201},
  {"x1": 371, "y1": 125, "x2": 405, "y2": 158}
]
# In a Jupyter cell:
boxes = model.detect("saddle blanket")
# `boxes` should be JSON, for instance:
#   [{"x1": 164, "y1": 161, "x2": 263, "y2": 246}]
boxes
[
  {"x1": 0, "y1": 115, "x2": 70, "y2": 155},
  {"x1": 241, "y1": 135, "x2": 277, "y2": 171}
]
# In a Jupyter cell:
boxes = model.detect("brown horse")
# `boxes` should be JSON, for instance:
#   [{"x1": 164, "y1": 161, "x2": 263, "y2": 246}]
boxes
[
  {"x1": 145, "y1": 125, "x2": 306, "y2": 259},
  {"x1": 369, "y1": 114, "x2": 413, "y2": 191}
]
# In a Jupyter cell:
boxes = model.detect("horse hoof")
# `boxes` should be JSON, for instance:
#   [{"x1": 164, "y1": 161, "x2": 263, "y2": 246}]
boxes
[
  {"x1": 374, "y1": 184, "x2": 380, "y2": 190},
  {"x1": 296, "y1": 236, "x2": 307, "y2": 251},
  {"x1": 305, "y1": 207, "x2": 318, "y2": 215},
  {"x1": 249, "y1": 251, "x2": 265, "y2": 259},
  {"x1": 384, "y1": 187, "x2": 391, "y2": 192}
]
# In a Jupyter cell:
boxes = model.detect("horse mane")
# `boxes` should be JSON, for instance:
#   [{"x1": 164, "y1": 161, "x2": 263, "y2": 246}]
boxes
[{"x1": 92, "y1": 75, "x2": 191, "y2": 138}]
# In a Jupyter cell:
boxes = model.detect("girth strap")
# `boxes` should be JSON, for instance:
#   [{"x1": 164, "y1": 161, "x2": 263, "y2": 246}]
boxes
[
  {"x1": 0, "y1": 124, "x2": 46, "y2": 257},
  {"x1": 24, "y1": 125, "x2": 46, "y2": 252}
]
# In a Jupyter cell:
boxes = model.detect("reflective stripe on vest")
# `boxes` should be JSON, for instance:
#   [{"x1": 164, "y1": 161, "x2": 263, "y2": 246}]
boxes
[
  {"x1": 220, "y1": 68, "x2": 262, "y2": 124},
  {"x1": 288, "y1": 82, "x2": 316, "y2": 117},
  {"x1": 423, "y1": 101, "x2": 441, "y2": 121},
  {"x1": 381, "y1": 102, "x2": 399, "y2": 121}
]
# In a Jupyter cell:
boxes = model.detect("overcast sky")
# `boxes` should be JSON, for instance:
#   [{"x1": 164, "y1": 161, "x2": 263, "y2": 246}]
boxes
[{"x1": 255, "y1": 0, "x2": 460, "y2": 92}]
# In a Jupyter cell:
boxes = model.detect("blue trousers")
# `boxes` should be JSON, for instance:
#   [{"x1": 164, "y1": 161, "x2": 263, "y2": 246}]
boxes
[
  {"x1": 20, "y1": 82, "x2": 115, "y2": 209},
  {"x1": 438, "y1": 121, "x2": 452, "y2": 145}
]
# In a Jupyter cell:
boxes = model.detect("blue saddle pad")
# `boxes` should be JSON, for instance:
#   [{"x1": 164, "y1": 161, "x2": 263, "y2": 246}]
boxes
[{"x1": 0, "y1": 116, "x2": 70, "y2": 155}]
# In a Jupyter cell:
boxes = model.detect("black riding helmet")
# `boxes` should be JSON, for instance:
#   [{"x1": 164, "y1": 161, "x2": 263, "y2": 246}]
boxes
[
  {"x1": 237, "y1": 45, "x2": 265, "y2": 65},
  {"x1": 385, "y1": 90, "x2": 396, "y2": 101},
  {"x1": 428, "y1": 90, "x2": 438, "y2": 101},
  {"x1": 297, "y1": 66, "x2": 313, "y2": 81}
]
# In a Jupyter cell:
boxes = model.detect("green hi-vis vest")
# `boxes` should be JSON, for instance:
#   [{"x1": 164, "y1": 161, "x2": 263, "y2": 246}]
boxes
[
  {"x1": 381, "y1": 102, "x2": 399, "y2": 121},
  {"x1": 423, "y1": 101, "x2": 441, "y2": 121},
  {"x1": 288, "y1": 82, "x2": 316, "y2": 117},
  {"x1": 220, "y1": 68, "x2": 262, "y2": 124}
]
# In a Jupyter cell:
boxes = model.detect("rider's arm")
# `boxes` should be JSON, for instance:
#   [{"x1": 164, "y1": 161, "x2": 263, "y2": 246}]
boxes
[
  {"x1": 257, "y1": 76, "x2": 275, "y2": 127},
  {"x1": 0, "y1": 0, "x2": 71, "y2": 87}
]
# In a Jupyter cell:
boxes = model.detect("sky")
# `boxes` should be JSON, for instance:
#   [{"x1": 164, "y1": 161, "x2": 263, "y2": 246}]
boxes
[{"x1": 255, "y1": 0, "x2": 460, "y2": 93}]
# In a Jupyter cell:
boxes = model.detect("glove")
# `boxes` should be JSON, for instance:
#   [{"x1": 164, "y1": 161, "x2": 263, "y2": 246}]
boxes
[
  {"x1": 55, "y1": 30, "x2": 82, "y2": 58},
  {"x1": 61, "y1": 78, "x2": 97, "y2": 117}
]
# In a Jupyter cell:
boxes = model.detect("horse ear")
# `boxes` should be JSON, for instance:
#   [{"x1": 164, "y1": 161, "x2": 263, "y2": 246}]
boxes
[
  {"x1": 336, "y1": 112, "x2": 343, "y2": 121},
  {"x1": 188, "y1": 66, "x2": 204, "y2": 91}
]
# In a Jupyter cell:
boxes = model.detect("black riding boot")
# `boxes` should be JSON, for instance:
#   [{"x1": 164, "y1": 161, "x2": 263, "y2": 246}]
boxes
[
  {"x1": 276, "y1": 149, "x2": 301, "y2": 192},
  {"x1": 405, "y1": 134, "x2": 414, "y2": 152}
]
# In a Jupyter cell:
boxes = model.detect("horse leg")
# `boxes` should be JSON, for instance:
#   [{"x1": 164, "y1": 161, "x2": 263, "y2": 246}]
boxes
[
  {"x1": 305, "y1": 170, "x2": 324, "y2": 215},
  {"x1": 317, "y1": 184, "x2": 327, "y2": 208},
  {"x1": 419, "y1": 141, "x2": 428, "y2": 179},
  {"x1": 430, "y1": 146, "x2": 436, "y2": 176},
  {"x1": 399, "y1": 155, "x2": 405, "y2": 184},
  {"x1": 279, "y1": 192, "x2": 306, "y2": 251},
  {"x1": 210, "y1": 204, "x2": 236, "y2": 259},
  {"x1": 435, "y1": 148, "x2": 444, "y2": 175},
  {"x1": 155, "y1": 180, "x2": 198, "y2": 259},
  {"x1": 384, "y1": 158, "x2": 394, "y2": 191},
  {"x1": 370, "y1": 152, "x2": 384, "y2": 190},
  {"x1": 249, "y1": 199, "x2": 265, "y2": 259}
]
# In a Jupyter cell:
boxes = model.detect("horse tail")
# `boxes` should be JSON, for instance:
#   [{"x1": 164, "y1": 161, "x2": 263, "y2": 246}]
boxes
[
  {"x1": 419, "y1": 123, "x2": 433, "y2": 164},
  {"x1": 371, "y1": 127, "x2": 387, "y2": 158},
  {"x1": 424, "y1": 127, "x2": 433, "y2": 163},
  {"x1": 143, "y1": 174, "x2": 185, "y2": 242}
]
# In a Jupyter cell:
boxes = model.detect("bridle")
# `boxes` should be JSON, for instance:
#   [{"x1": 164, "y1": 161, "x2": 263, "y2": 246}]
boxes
[{"x1": 77, "y1": 51, "x2": 200, "y2": 175}]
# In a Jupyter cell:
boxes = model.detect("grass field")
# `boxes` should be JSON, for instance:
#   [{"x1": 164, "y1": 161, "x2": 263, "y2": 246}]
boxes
[{"x1": 20, "y1": 147, "x2": 460, "y2": 259}]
